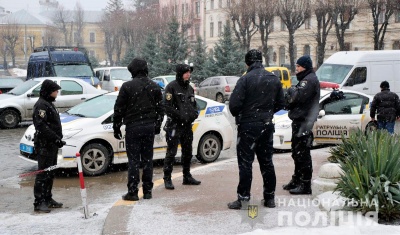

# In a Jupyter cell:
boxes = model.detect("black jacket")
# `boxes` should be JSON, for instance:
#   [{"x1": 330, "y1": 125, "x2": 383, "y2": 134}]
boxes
[
  {"x1": 229, "y1": 62, "x2": 286, "y2": 124},
  {"x1": 286, "y1": 69, "x2": 320, "y2": 122},
  {"x1": 113, "y1": 60, "x2": 164, "y2": 129},
  {"x1": 163, "y1": 76, "x2": 198, "y2": 128},
  {"x1": 33, "y1": 82, "x2": 62, "y2": 156},
  {"x1": 370, "y1": 89, "x2": 400, "y2": 122}
]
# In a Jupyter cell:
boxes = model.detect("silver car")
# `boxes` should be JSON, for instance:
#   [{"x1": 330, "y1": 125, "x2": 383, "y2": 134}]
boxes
[
  {"x1": 197, "y1": 76, "x2": 240, "y2": 103},
  {"x1": 0, "y1": 77, "x2": 107, "y2": 129}
]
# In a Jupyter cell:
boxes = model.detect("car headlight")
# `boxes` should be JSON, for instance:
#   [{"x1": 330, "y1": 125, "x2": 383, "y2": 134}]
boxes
[
  {"x1": 63, "y1": 128, "x2": 83, "y2": 139},
  {"x1": 275, "y1": 120, "x2": 292, "y2": 129}
]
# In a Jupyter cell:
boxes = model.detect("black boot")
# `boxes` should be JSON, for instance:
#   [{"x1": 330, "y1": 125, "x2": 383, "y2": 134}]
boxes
[
  {"x1": 164, "y1": 178, "x2": 175, "y2": 190},
  {"x1": 261, "y1": 199, "x2": 276, "y2": 208},
  {"x1": 289, "y1": 180, "x2": 312, "y2": 195},
  {"x1": 34, "y1": 202, "x2": 51, "y2": 213},
  {"x1": 183, "y1": 175, "x2": 201, "y2": 185},
  {"x1": 143, "y1": 192, "x2": 152, "y2": 199},
  {"x1": 122, "y1": 192, "x2": 139, "y2": 201},
  {"x1": 48, "y1": 198, "x2": 63, "y2": 208},
  {"x1": 227, "y1": 199, "x2": 242, "y2": 210},
  {"x1": 283, "y1": 176, "x2": 300, "y2": 190}
]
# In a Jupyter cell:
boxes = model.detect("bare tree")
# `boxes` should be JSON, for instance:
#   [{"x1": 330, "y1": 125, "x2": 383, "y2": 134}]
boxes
[
  {"x1": 42, "y1": 26, "x2": 61, "y2": 47},
  {"x1": 313, "y1": 0, "x2": 334, "y2": 68},
  {"x1": 278, "y1": 0, "x2": 311, "y2": 72},
  {"x1": 0, "y1": 31, "x2": 8, "y2": 69},
  {"x1": 332, "y1": 0, "x2": 362, "y2": 51},
  {"x1": 52, "y1": 5, "x2": 72, "y2": 46},
  {"x1": 74, "y1": 2, "x2": 85, "y2": 47},
  {"x1": 227, "y1": 0, "x2": 258, "y2": 51},
  {"x1": 367, "y1": 0, "x2": 400, "y2": 50},
  {"x1": 1, "y1": 20, "x2": 21, "y2": 67},
  {"x1": 255, "y1": 0, "x2": 276, "y2": 65}
]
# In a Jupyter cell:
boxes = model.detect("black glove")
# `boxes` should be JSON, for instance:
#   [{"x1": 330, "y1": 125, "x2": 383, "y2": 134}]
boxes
[
  {"x1": 113, "y1": 128, "x2": 122, "y2": 140},
  {"x1": 55, "y1": 139, "x2": 66, "y2": 148}
]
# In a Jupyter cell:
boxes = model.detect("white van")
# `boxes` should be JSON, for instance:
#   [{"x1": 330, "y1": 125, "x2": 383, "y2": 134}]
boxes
[
  {"x1": 94, "y1": 67, "x2": 131, "y2": 92},
  {"x1": 316, "y1": 50, "x2": 400, "y2": 96}
]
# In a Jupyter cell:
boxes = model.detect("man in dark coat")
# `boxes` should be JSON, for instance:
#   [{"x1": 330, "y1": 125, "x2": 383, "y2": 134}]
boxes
[
  {"x1": 163, "y1": 63, "x2": 201, "y2": 190},
  {"x1": 113, "y1": 58, "x2": 164, "y2": 201},
  {"x1": 33, "y1": 79, "x2": 65, "y2": 213},
  {"x1": 370, "y1": 81, "x2": 400, "y2": 134},
  {"x1": 284, "y1": 55, "x2": 320, "y2": 195},
  {"x1": 228, "y1": 49, "x2": 286, "y2": 209}
]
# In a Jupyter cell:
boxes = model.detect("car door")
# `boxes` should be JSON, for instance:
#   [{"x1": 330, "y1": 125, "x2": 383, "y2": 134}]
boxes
[
  {"x1": 57, "y1": 80, "x2": 85, "y2": 112},
  {"x1": 314, "y1": 92, "x2": 369, "y2": 144},
  {"x1": 25, "y1": 84, "x2": 41, "y2": 120},
  {"x1": 198, "y1": 78, "x2": 211, "y2": 98},
  {"x1": 209, "y1": 77, "x2": 221, "y2": 100}
]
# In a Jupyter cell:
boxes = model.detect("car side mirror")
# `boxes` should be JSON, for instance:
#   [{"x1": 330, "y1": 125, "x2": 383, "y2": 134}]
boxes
[
  {"x1": 27, "y1": 93, "x2": 35, "y2": 98},
  {"x1": 318, "y1": 110, "x2": 325, "y2": 118}
]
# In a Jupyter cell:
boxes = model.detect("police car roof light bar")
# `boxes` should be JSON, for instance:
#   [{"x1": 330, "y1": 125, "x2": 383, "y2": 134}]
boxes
[{"x1": 320, "y1": 81, "x2": 339, "y2": 90}]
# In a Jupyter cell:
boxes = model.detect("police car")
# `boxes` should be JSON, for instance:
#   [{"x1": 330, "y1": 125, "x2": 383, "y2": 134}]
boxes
[
  {"x1": 273, "y1": 87, "x2": 373, "y2": 150},
  {"x1": 19, "y1": 92, "x2": 234, "y2": 176}
]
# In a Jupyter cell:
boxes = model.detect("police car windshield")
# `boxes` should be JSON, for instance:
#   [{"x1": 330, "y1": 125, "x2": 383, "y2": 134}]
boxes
[
  {"x1": 315, "y1": 63, "x2": 353, "y2": 84},
  {"x1": 110, "y1": 69, "x2": 131, "y2": 81},
  {"x1": 8, "y1": 80, "x2": 40, "y2": 95},
  {"x1": 54, "y1": 65, "x2": 94, "y2": 77},
  {"x1": 66, "y1": 94, "x2": 117, "y2": 118}
]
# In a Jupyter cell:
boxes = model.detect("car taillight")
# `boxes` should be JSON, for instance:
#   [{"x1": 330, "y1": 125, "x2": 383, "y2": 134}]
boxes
[
  {"x1": 224, "y1": 85, "x2": 230, "y2": 92},
  {"x1": 0, "y1": 90, "x2": 2, "y2": 94}
]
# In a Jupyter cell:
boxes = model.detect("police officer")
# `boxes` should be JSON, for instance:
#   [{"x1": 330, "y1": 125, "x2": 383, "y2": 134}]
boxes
[
  {"x1": 370, "y1": 81, "x2": 400, "y2": 134},
  {"x1": 163, "y1": 63, "x2": 201, "y2": 189},
  {"x1": 228, "y1": 49, "x2": 286, "y2": 209},
  {"x1": 284, "y1": 55, "x2": 320, "y2": 195},
  {"x1": 33, "y1": 79, "x2": 65, "y2": 213},
  {"x1": 113, "y1": 58, "x2": 164, "y2": 201}
]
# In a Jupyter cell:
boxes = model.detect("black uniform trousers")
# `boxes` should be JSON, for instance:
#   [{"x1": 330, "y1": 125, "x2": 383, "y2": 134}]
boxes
[
  {"x1": 291, "y1": 120, "x2": 313, "y2": 181},
  {"x1": 236, "y1": 122, "x2": 275, "y2": 201},
  {"x1": 33, "y1": 144, "x2": 58, "y2": 206},
  {"x1": 163, "y1": 124, "x2": 193, "y2": 178},
  {"x1": 125, "y1": 123, "x2": 155, "y2": 194}
]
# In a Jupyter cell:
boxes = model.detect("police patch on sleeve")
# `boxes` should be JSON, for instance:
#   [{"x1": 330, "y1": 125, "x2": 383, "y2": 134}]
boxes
[
  {"x1": 166, "y1": 93, "x2": 172, "y2": 101},
  {"x1": 300, "y1": 81, "x2": 307, "y2": 87},
  {"x1": 39, "y1": 110, "x2": 46, "y2": 118}
]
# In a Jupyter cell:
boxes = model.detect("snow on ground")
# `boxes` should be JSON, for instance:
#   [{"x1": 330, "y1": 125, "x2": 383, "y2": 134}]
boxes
[{"x1": 10, "y1": 68, "x2": 27, "y2": 77}]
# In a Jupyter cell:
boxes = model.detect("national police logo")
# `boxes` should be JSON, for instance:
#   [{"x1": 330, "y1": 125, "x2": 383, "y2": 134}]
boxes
[
  {"x1": 247, "y1": 205, "x2": 258, "y2": 219},
  {"x1": 300, "y1": 81, "x2": 307, "y2": 87},
  {"x1": 166, "y1": 93, "x2": 172, "y2": 101},
  {"x1": 38, "y1": 110, "x2": 46, "y2": 118}
]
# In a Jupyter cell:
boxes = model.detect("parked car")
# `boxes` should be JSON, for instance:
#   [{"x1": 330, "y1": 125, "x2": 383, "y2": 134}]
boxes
[
  {"x1": 0, "y1": 77, "x2": 107, "y2": 129},
  {"x1": 197, "y1": 76, "x2": 240, "y2": 103},
  {"x1": 152, "y1": 75, "x2": 198, "y2": 94},
  {"x1": 0, "y1": 77, "x2": 24, "y2": 94},
  {"x1": 19, "y1": 94, "x2": 234, "y2": 176},
  {"x1": 273, "y1": 89, "x2": 375, "y2": 150},
  {"x1": 265, "y1": 67, "x2": 291, "y2": 89},
  {"x1": 94, "y1": 67, "x2": 131, "y2": 92}
]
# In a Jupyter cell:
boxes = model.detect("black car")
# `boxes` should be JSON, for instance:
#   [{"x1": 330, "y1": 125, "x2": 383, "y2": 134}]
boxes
[{"x1": 0, "y1": 77, "x2": 24, "y2": 94}]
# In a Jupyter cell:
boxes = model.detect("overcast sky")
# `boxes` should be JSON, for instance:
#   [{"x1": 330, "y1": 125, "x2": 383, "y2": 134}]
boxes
[{"x1": 0, "y1": 0, "x2": 132, "y2": 13}]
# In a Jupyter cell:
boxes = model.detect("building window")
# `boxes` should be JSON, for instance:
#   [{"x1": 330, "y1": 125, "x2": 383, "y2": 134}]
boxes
[
  {"x1": 227, "y1": 0, "x2": 231, "y2": 7},
  {"x1": 73, "y1": 32, "x2": 78, "y2": 43},
  {"x1": 279, "y1": 46, "x2": 285, "y2": 65},
  {"x1": 344, "y1": 42, "x2": 351, "y2": 51},
  {"x1": 396, "y1": 11, "x2": 400, "y2": 23},
  {"x1": 218, "y1": 21, "x2": 222, "y2": 36},
  {"x1": 210, "y1": 22, "x2": 214, "y2": 37},
  {"x1": 211, "y1": 0, "x2": 214, "y2": 10},
  {"x1": 281, "y1": 19, "x2": 286, "y2": 31},
  {"x1": 393, "y1": 40, "x2": 400, "y2": 49},
  {"x1": 182, "y1": 4, "x2": 185, "y2": 16},
  {"x1": 89, "y1": 50, "x2": 95, "y2": 57},
  {"x1": 267, "y1": 47, "x2": 274, "y2": 65},
  {"x1": 305, "y1": 18, "x2": 311, "y2": 29},
  {"x1": 219, "y1": 0, "x2": 223, "y2": 8},
  {"x1": 378, "y1": 7, "x2": 386, "y2": 24},
  {"x1": 269, "y1": 18, "x2": 274, "y2": 32},
  {"x1": 303, "y1": 45, "x2": 310, "y2": 55},
  {"x1": 195, "y1": 24, "x2": 200, "y2": 36},
  {"x1": 195, "y1": 1, "x2": 200, "y2": 16},
  {"x1": 89, "y1": 32, "x2": 95, "y2": 43}
]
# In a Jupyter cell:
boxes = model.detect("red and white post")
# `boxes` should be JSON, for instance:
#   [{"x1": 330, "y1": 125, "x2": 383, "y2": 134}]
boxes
[{"x1": 76, "y1": 152, "x2": 89, "y2": 219}]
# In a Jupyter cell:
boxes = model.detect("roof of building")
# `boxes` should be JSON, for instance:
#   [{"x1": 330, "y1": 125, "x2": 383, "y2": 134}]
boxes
[
  {"x1": 0, "y1": 9, "x2": 51, "y2": 25},
  {"x1": 39, "y1": 10, "x2": 104, "y2": 23}
]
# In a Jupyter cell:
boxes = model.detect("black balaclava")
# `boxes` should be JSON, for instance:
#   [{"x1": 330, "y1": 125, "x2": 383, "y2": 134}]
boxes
[{"x1": 40, "y1": 79, "x2": 61, "y2": 102}]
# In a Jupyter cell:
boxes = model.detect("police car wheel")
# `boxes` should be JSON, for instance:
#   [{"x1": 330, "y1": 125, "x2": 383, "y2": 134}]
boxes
[
  {"x1": 216, "y1": 93, "x2": 224, "y2": 103},
  {"x1": 81, "y1": 143, "x2": 111, "y2": 176},
  {"x1": 196, "y1": 134, "x2": 221, "y2": 163},
  {"x1": 0, "y1": 109, "x2": 20, "y2": 129}
]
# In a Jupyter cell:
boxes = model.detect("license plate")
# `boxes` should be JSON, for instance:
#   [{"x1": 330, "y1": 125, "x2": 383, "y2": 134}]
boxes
[{"x1": 20, "y1": 143, "x2": 34, "y2": 154}]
